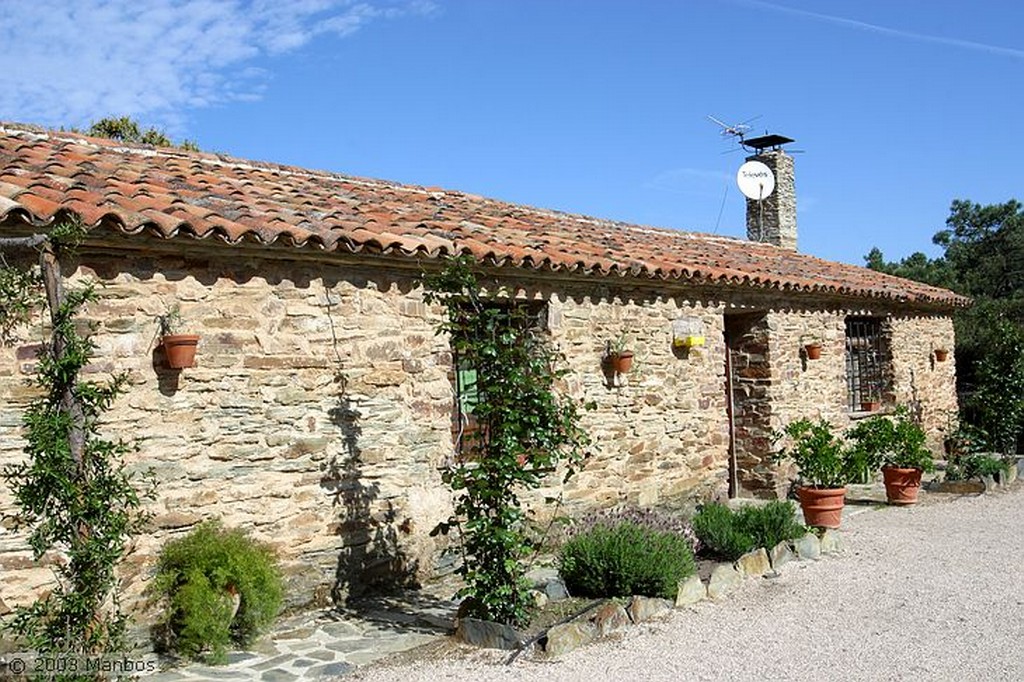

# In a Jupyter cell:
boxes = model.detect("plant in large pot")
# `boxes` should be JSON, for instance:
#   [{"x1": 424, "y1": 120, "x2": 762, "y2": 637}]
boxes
[
  {"x1": 848, "y1": 407, "x2": 934, "y2": 505},
  {"x1": 772, "y1": 419, "x2": 853, "y2": 529},
  {"x1": 149, "y1": 521, "x2": 283, "y2": 663},
  {"x1": 157, "y1": 305, "x2": 200, "y2": 369}
]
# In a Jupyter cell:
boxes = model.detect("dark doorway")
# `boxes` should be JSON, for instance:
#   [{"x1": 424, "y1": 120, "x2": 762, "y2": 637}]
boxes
[{"x1": 724, "y1": 312, "x2": 779, "y2": 498}]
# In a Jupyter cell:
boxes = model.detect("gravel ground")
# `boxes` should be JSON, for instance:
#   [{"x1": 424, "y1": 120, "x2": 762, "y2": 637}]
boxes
[{"x1": 352, "y1": 485, "x2": 1024, "y2": 682}]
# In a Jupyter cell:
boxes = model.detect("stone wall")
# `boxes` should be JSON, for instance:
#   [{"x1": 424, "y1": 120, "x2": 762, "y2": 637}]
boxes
[
  {"x1": 889, "y1": 314, "x2": 958, "y2": 449},
  {"x1": 0, "y1": 249, "x2": 458, "y2": 615},
  {"x1": 726, "y1": 313, "x2": 777, "y2": 497},
  {"x1": 552, "y1": 287, "x2": 730, "y2": 511},
  {"x1": 0, "y1": 244, "x2": 959, "y2": 619}
]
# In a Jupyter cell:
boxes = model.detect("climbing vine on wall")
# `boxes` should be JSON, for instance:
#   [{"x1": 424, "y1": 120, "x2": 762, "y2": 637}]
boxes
[
  {"x1": 424, "y1": 256, "x2": 590, "y2": 627},
  {"x1": 0, "y1": 220, "x2": 154, "y2": 671}
]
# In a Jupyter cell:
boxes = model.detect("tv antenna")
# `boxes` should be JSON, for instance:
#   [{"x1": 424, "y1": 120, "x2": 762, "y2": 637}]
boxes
[{"x1": 707, "y1": 115, "x2": 760, "y2": 145}]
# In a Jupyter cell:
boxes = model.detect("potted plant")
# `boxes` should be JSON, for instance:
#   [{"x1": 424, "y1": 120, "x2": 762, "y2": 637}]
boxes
[
  {"x1": 772, "y1": 419, "x2": 854, "y2": 528},
  {"x1": 801, "y1": 335, "x2": 823, "y2": 360},
  {"x1": 605, "y1": 335, "x2": 634, "y2": 374},
  {"x1": 158, "y1": 306, "x2": 200, "y2": 369},
  {"x1": 848, "y1": 407, "x2": 934, "y2": 505},
  {"x1": 933, "y1": 348, "x2": 949, "y2": 362},
  {"x1": 860, "y1": 382, "x2": 882, "y2": 412}
]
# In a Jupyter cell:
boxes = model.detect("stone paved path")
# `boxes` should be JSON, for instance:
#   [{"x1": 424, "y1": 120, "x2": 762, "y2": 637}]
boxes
[{"x1": 146, "y1": 592, "x2": 458, "y2": 681}]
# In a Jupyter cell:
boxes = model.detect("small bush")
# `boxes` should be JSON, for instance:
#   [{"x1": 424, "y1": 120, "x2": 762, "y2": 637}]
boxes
[
  {"x1": 958, "y1": 450, "x2": 1007, "y2": 477},
  {"x1": 691, "y1": 503, "x2": 755, "y2": 560},
  {"x1": 693, "y1": 501, "x2": 804, "y2": 561},
  {"x1": 150, "y1": 521, "x2": 283, "y2": 663},
  {"x1": 559, "y1": 522, "x2": 696, "y2": 599},
  {"x1": 737, "y1": 501, "x2": 806, "y2": 550},
  {"x1": 944, "y1": 425, "x2": 1009, "y2": 481},
  {"x1": 567, "y1": 506, "x2": 701, "y2": 555},
  {"x1": 847, "y1": 407, "x2": 935, "y2": 473}
]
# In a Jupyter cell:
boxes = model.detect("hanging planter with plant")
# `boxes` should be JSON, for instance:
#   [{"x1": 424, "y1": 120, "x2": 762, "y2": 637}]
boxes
[
  {"x1": 605, "y1": 335, "x2": 634, "y2": 374},
  {"x1": 800, "y1": 335, "x2": 823, "y2": 360},
  {"x1": 609, "y1": 350, "x2": 634, "y2": 374},
  {"x1": 158, "y1": 306, "x2": 200, "y2": 369}
]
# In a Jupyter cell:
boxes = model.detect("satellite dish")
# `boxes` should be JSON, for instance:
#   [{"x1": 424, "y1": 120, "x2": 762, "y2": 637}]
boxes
[{"x1": 737, "y1": 161, "x2": 775, "y2": 200}]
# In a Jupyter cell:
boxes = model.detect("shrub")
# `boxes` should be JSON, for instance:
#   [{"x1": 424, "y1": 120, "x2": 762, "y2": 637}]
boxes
[
  {"x1": 424, "y1": 257, "x2": 589, "y2": 627},
  {"x1": 944, "y1": 424, "x2": 1008, "y2": 481},
  {"x1": 691, "y1": 503, "x2": 755, "y2": 560},
  {"x1": 693, "y1": 501, "x2": 805, "y2": 561},
  {"x1": 737, "y1": 501, "x2": 805, "y2": 551},
  {"x1": 150, "y1": 521, "x2": 283, "y2": 663},
  {"x1": 949, "y1": 453, "x2": 1007, "y2": 480},
  {"x1": 559, "y1": 522, "x2": 696, "y2": 599},
  {"x1": 567, "y1": 506, "x2": 701, "y2": 555},
  {"x1": 847, "y1": 407, "x2": 935, "y2": 473},
  {"x1": 772, "y1": 419, "x2": 855, "y2": 488}
]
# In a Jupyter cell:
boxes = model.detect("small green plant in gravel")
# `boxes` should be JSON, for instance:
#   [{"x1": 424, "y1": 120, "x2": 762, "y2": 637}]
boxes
[
  {"x1": 558, "y1": 522, "x2": 696, "y2": 599},
  {"x1": 150, "y1": 521, "x2": 283, "y2": 664},
  {"x1": 737, "y1": 501, "x2": 806, "y2": 550},
  {"x1": 693, "y1": 501, "x2": 805, "y2": 561}
]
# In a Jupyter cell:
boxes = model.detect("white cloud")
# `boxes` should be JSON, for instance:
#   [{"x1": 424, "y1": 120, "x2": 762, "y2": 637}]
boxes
[
  {"x1": 0, "y1": 0, "x2": 435, "y2": 131},
  {"x1": 739, "y1": 1, "x2": 1024, "y2": 60}
]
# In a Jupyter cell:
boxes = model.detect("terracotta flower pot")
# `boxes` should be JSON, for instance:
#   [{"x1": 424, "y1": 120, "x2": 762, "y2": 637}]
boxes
[
  {"x1": 861, "y1": 400, "x2": 880, "y2": 412},
  {"x1": 610, "y1": 351, "x2": 634, "y2": 374},
  {"x1": 882, "y1": 466, "x2": 923, "y2": 505},
  {"x1": 804, "y1": 343, "x2": 822, "y2": 360},
  {"x1": 797, "y1": 486, "x2": 847, "y2": 528},
  {"x1": 161, "y1": 334, "x2": 200, "y2": 369},
  {"x1": 934, "y1": 349, "x2": 948, "y2": 362}
]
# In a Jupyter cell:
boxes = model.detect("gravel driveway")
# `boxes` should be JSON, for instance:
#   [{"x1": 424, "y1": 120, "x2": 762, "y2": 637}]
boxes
[{"x1": 353, "y1": 485, "x2": 1024, "y2": 682}]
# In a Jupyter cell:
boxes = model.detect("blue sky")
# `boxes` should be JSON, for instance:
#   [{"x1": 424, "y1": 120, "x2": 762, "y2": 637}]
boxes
[{"x1": 2, "y1": 1, "x2": 1022, "y2": 265}]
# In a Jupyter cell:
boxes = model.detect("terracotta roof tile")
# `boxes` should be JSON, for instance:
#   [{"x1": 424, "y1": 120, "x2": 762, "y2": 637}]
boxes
[{"x1": 0, "y1": 123, "x2": 969, "y2": 308}]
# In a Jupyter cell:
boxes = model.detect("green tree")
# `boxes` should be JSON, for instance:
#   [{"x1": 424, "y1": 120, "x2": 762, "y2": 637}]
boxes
[
  {"x1": 85, "y1": 116, "x2": 199, "y2": 151},
  {"x1": 423, "y1": 257, "x2": 589, "y2": 626},
  {"x1": 867, "y1": 199, "x2": 1024, "y2": 452},
  {"x1": 0, "y1": 222, "x2": 153, "y2": 676}
]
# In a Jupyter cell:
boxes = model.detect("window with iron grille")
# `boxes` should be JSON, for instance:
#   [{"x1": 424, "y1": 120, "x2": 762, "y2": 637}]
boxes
[
  {"x1": 845, "y1": 316, "x2": 890, "y2": 411},
  {"x1": 450, "y1": 301, "x2": 548, "y2": 457}
]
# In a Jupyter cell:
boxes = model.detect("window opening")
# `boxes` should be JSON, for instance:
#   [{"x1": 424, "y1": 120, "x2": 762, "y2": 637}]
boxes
[
  {"x1": 450, "y1": 301, "x2": 547, "y2": 457},
  {"x1": 845, "y1": 317, "x2": 888, "y2": 410}
]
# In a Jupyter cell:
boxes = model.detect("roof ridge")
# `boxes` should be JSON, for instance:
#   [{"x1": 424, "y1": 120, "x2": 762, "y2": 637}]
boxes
[
  {"x1": 0, "y1": 122, "x2": 971, "y2": 308},
  {"x1": 0, "y1": 122, "x2": 766, "y2": 247}
]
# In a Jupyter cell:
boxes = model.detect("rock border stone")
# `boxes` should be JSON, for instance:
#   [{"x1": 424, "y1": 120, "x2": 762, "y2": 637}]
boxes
[{"x1": 538, "y1": 531, "x2": 844, "y2": 658}]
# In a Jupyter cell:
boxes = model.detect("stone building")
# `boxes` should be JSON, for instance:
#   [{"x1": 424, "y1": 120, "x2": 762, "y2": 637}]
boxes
[{"x1": 0, "y1": 125, "x2": 967, "y2": 614}]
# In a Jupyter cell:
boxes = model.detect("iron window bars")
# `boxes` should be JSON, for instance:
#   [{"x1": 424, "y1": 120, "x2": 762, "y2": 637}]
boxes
[{"x1": 845, "y1": 316, "x2": 889, "y2": 411}]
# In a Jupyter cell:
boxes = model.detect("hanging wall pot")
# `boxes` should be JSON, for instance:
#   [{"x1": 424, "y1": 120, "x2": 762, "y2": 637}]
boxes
[{"x1": 161, "y1": 334, "x2": 200, "y2": 369}]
